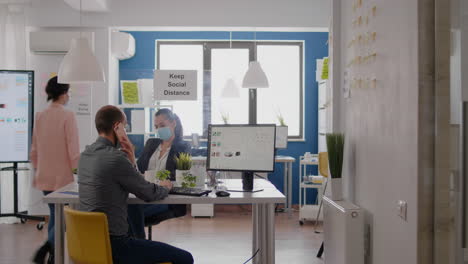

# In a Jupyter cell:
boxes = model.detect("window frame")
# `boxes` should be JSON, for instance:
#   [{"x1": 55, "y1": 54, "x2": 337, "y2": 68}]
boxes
[
  {"x1": 156, "y1": 40, "x2": 304, "y2": 140},
  {"x1": 256, "y1": 42, "x2": 304, "y2": 140}
]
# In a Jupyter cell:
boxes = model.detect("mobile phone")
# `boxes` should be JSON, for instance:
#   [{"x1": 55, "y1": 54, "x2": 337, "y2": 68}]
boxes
[{"x1": 114, "y1": 122, "x2": 129, "y2": 143}]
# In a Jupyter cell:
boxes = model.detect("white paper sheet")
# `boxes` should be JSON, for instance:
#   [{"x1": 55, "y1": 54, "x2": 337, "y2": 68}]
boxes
[{"x1": 131, "y1": 109, "x2": 146, "y2": 133}]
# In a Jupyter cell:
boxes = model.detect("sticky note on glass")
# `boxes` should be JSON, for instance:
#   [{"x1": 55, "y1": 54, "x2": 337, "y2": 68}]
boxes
[
  {"x1": 121, "y1": 81, "x2": 140, "y2": 104},
  {"x1": 321, "y1": 58, "x2": 329, "y2": 80}
]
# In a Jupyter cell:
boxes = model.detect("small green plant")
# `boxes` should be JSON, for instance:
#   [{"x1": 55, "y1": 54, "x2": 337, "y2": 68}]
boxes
[
  {"x1": 221, "y1": 112, "x2": 229, "y2": 124},
  {"x1": 155, "y1": 170, "x2": 171, "y2": 181},
  {"x1": 326, "y1": 133, "x2": 345, "y2": 179},
  {"x1": 175, "y1": 152, "x2": 192, "y2": 170},
  {"x1": 276, "y1": 109, "x2": 286, "y2": 126},
  {"x1": 72, "y1": 168, "x2": 78, "y2": 174},
  {"x1": 181, "y1": 173, "x2": 197, "y2": 188}
]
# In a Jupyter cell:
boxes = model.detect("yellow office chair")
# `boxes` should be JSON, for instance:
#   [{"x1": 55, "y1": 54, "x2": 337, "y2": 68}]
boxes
[
  {"x1": 314, "y1": 152, "x2": 329, "y2": 232},
  {"x1": 64, "y1": 207, "x2": 113, "y2": 264},
  {"x1": 318, "y1": 152, "x2": 329, "y2": 178},
  {"x1": 64, "y1": 207, "x2": 171, "y2": 264}
]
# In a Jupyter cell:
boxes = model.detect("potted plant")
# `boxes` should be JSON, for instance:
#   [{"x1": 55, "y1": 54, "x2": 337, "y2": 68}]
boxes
[
  {"x1": 181, "y1": 173, "x2": 197, "y2": 188},
  {"x1": 277, "y1": 110, "x2": 287, "y2": 127},
  {"x1": 221, "y1": 112, "x2": 229, "y2": 124},
  {"x1": 174, "y1": 153, "x2": 193, "y2": 186},
  {"x1": 326, "y1": 133, "x2": 345, "y2": 200},
  {"x1": 155, "y1": 170, "x2": 171, "y2": 182},
  {"x1": 276, "y1": 110, "x2": 288, "y2": 146}
]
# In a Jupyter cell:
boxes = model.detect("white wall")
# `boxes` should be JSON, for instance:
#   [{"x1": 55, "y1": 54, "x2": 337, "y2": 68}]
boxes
[
  {"x1": 332, "y1": 0, "x2": 419, "y2": 263},
  {"x1": 28, "y1": 27, "x2": 109, "y2": 151},
  {"x1": 26, "y1": 0, "x2": 330, "y2": 28},
  {"x1": 26, "y1": 26, "x2": 110, "y2": 215},
  {"x1": 461, "y1": 0, "x2": 468, "y2": 102}
]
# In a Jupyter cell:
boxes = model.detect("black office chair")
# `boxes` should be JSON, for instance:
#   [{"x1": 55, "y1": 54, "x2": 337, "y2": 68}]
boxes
[{"x1": 145, "y1": 204, "x2": 187, "y2": 240}]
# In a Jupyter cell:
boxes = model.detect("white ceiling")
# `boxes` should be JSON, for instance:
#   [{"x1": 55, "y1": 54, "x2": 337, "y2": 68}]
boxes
[
  {"x1": 26, "y1": 0, "x2": 331, "y2": 28},
  {"x1": 0, "y1": 0, "x2": 31, "y2": 3}
]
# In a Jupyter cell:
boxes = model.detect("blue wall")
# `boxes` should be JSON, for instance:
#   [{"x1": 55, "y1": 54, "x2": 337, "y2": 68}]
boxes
[{"x1": 119, "y1": 31, "x2": 328, "y2": 204}]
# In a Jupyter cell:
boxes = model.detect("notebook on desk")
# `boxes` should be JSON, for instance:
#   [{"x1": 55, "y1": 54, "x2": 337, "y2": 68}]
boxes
[{"x1": 169, "y1": 187, "x2": 212, "y2": 197}]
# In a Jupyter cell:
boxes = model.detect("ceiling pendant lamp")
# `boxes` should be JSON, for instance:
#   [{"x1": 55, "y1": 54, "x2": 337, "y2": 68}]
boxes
[
  {"x1": 222, "y1": 78, "x2": 240, "y2": 98},
  {"x1": 242, "y1": 30, "x2": 269, "y2": 89},
  {"x1": 57, "y1": 0, "x2": 105, "y2": 83},
  {"x1": 242, "y1": 61, "x2": 269, "y2": 88},
  {"x1": 58, "y1": 38, "x2": 105, "y2": 83}
]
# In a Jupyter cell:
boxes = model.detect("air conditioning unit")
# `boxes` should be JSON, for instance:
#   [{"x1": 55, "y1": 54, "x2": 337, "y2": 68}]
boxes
[
  {"x1": 29, "y1": 31, "x2": 94, "y2": 54},
  {"x1": 111, "y1": 31, "x2": 135, "y2": 60}
]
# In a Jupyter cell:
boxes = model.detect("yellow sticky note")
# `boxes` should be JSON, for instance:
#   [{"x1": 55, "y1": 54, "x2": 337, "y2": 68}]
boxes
[
  {"x1": 122, "y1": 81, "x2": 140, "y2": 104},
  {"x1": 321, "y1": 58, "x2": 329, "y2": 80}
]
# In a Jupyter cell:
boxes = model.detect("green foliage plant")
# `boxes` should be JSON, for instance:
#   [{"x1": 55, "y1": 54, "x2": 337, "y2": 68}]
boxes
[
  {"x1": 175, "y1": 152, "x2": 193, "y2": 170},
  {"x1": 326, "y1": 133, "x2": 345, "y2": 179}
]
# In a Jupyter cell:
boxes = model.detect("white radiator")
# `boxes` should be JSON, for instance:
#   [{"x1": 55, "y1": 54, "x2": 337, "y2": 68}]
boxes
[{"x1": 323, "y1": 196, "x2": 364, "y2": 264}]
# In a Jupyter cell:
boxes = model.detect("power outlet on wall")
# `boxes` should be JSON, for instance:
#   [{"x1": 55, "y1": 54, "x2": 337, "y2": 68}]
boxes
[{"x1": 397, "y1": 200, "x2": 407, "y2": 221}]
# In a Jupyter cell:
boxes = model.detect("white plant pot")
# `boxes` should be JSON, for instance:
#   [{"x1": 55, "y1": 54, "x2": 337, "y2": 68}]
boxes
[
  {"x1": 330, "y1": 178, "x2": 343, "y2": 201},
  {"x1": 190, "y1": 166, "x2": 206, "y2": 187},
  {"x1": 175, "y1": 170, "x2": 189, "y2": 187}
]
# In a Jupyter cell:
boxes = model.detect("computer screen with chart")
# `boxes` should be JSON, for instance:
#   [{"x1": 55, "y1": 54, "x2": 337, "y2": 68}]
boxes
[
  {"x1": 207, "y1": 124, "x2": 276, "y2": 172},
  {"x1": 0, "y1": 70, "x2": 34, "y2": 163}
]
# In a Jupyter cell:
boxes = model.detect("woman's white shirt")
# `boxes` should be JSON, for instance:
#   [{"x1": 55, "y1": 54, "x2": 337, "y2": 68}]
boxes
[{"x1": 145, "y1": 144, "x2": 171, "y2": 183}]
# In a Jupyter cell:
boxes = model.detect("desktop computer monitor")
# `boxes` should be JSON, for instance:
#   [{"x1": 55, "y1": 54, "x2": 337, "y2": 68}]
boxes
[{"x1": 206, "y1": 124, "x2": 276, "y2": 173}]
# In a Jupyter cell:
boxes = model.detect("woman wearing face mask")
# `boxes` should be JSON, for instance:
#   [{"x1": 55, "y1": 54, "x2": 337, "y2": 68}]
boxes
[
  {"x1": 127, "y1": 108, "x2": 190, "y2": 239},
  {"x1": 31, "y1": 76, "x2": 80, "y2": 264}
]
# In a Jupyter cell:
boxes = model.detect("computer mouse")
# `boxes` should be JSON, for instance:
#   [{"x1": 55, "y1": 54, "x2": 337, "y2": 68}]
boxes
[{"x1": 216, "y1": 191, "x2": 230, "y2": 197}]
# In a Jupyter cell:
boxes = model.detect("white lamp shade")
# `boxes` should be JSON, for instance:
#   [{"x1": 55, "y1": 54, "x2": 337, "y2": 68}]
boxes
[
  {"x1": 221, "y1": 78, "x2": 240, "y2": 98},
  {"x1": 58, "y1": 37, "x2": 105, "y2": 83},
  {"x1": 242, "y1": 61, "x2": 269, "y2": 88}
]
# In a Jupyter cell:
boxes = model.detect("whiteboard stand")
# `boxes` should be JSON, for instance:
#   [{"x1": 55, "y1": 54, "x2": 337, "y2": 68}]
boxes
[{"x1": 0, "y1": 162, "x2": 45, "y2": 229}]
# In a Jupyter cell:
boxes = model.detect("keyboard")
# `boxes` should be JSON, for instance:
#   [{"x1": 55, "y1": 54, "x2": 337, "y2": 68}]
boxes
[{"x1": 169, "y1": 187, "x2": 212, "y2": 197}]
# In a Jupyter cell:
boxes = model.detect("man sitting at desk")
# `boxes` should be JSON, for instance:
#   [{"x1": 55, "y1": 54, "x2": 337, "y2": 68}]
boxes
[{"x1": 78, "y1": 105, "x2": 193, "y2": 264}]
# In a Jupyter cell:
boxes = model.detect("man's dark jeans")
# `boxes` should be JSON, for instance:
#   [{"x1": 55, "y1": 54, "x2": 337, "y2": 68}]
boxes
[{"x1": 110, "y1": 235, "x2": 193, "y2": 264}]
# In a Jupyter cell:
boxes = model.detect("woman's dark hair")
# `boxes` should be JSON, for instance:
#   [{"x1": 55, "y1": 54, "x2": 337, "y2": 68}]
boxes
[
  {"x1": 155, "y1": 108, "x2": 183, "y2": 142},
  {"x1": 45, "y1": 76, "x2": 69, "y2": 102}
]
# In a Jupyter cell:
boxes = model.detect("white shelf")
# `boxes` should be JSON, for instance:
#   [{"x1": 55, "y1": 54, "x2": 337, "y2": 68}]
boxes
[
  {"x1": 299, "y1": 160, "x2": 319, "y2": 165},
  {"x1": 117, "y1": 104, "x2": 153, "y2": 108},
  {"x1": 299, "y1": 155, "x2": 322, "y2": 224},
  {"x1": 299, "y1": 204, "x2": 323, "y2": 221},
  {"x1": 300, "y1": 182, "x2": 323, "y2": 189},
  {"x1": 117, "y1": 104, "x2": 171, "y2": 109}
]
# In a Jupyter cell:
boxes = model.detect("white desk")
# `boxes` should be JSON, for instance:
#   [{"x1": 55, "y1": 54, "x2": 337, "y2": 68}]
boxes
[
  {"x1": 44, "y1": 179, "x2": 285, "y2": 264},
  {"x1": 274, "y1": 156, "x2": 296, "y2": 215},
  {"x1": 190, "y1": 155, "x2": 296, "y2": 215}
]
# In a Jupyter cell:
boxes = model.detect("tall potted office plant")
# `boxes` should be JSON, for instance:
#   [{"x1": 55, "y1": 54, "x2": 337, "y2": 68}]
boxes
[
  {"x1": 326, "y1": 133, "x2": 345, "y2": 200},
  {"x1": 175, "y1": 153, "x2": 193, "y2": 186}
]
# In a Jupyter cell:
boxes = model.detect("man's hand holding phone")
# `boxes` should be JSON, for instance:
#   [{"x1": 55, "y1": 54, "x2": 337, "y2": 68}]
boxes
[
  {"x1": 114, "y1": 122, "x2": 136, "y2": 165},
  {"x1": 159, "y1": 180, "x2": 173, "y2": 191}
]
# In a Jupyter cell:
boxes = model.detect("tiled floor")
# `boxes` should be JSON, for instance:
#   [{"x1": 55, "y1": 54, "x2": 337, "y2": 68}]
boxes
[{"x1": 0, "y1": 207, "x2": 324, "y2": 264}]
